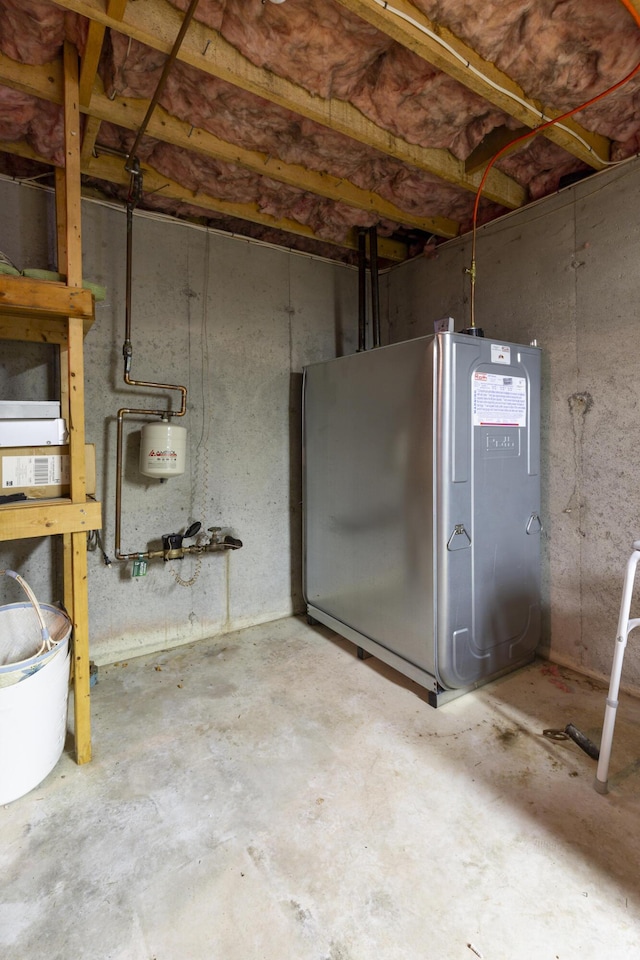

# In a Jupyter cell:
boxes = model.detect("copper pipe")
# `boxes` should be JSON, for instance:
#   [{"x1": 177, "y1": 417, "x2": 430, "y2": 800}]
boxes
[
  {"x1": 115, "y1": 165, "x2": 187, "y2": 560},
  {"x1": 125, "y1": 0, "x2": 201, "y2": 172},
  {"x1": 122, "y1": 167, "x2": 187, "y2": 417},
  {"x1": 115, "y1": 406, "x2": 163, "y2": 561}
]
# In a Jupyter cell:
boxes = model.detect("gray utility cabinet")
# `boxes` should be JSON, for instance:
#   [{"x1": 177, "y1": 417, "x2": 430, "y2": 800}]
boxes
[{"x1": 303, "y1": 332, "x2": 541, "y2": 706}]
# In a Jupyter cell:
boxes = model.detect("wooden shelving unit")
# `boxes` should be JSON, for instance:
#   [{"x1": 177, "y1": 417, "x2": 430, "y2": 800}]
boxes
[{"x1": 0, "y1": 275, "x2": 102, "y2": 764}]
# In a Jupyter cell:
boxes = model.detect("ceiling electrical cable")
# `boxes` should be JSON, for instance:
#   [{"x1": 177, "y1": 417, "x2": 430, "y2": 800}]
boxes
[
  {"x1": 460, "y1": 0, "x2": 640, "y2": 327},
  {"x1": 372, "y1": 0, "x2": 637, "y2": 167}
]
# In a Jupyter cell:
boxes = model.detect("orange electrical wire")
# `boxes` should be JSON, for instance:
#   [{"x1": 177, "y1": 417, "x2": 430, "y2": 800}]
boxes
[{"x1": 468, "y1": 0, "x2": 640, "y2": 327}]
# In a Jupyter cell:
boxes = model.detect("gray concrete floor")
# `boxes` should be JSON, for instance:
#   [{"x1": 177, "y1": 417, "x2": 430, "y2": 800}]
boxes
[{"x1": 2, "y1": 616, "x2": 640, "y2": 960}]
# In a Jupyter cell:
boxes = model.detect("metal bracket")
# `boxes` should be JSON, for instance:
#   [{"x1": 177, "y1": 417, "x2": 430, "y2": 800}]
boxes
[{"x1": 447, "y1": 524, "x2": 471, "y2": 551}]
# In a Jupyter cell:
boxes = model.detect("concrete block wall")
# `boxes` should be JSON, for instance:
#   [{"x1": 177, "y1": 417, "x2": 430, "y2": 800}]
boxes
[
  {"x1": 385, "y1": 158, "x2": 640, "y2": 694},
  {"x1": 0, "y1": 179, "x2": 357, "y2": 664}
]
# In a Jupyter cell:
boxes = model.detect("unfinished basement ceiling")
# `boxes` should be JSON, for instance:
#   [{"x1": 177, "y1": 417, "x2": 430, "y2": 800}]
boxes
[{"x1": 1, "y1": 0, "x2": 640, "y2": 264}]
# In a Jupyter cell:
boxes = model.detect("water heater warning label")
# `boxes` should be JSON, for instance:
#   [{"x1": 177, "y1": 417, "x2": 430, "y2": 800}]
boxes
[{"x1": 472, "y1": 372, "x2": 527, "y2": 427}]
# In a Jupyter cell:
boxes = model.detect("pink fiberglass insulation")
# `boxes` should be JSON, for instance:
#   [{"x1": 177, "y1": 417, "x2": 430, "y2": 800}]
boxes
[
  {"x1": 0, "y1": 0, "x2": 87, "y2": 64},
  {"x1": 0, "y1": 0, "x2": 65, "y2": 65},
  {"x1": 97, "y1": 122, "x2": 381, "y2": 243},
  {"x1": 171, "y1": 0, "x2": 518, "y2": 161},
  {"x1": 1, "y1": 0, "x2": 640, "y2": 257},
  {"x1": 497, "y1": 138, "x2": 589, "y2": 198},
  {"x1": 172, "y1": 0, "x2": 640, "y2": 158},
  {"x1": 350, "y1": 44, "x2": 518, "y2": 159},
  {"x1": 173, "y1": 0, "x2": 393, "y2": 101},
  {"x1": 411, "y1": 0, "x2": 640, "y2": 149},
  {"x1": 101, "y1": 32, "x2": 497, "y2": 229},
  {"x1": 0, "y1": 84, "x2": 64, "y2": 165},
  {"x1": 0, "y1": 86, "x2": 38, "y2": 141}
]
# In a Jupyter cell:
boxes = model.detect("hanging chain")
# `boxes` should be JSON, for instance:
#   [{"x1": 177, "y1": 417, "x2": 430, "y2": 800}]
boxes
[{"x1": 168, "y1": 555, "x2": 202, "y2": 588}]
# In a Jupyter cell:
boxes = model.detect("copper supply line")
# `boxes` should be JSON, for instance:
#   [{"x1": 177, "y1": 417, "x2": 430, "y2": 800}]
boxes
[
  {"x1": 119, "y1": 0, "x2": 199, "y2": 405},
  {"x1": 115, "y1": 1, "x2": 201, "y2": 560},
  {"x1": 113, "y1": 0, "x2": 196, "y2": 561},
  {"x1": 115, "y1": 162, "x2": 188, "y2": 561}
]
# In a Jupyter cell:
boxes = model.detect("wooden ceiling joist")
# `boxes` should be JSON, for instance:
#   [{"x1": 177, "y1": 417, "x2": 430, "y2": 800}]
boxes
[
  {"x1": 79, "y1": 0, "x2": 128, "y2": 106},
  {"x1": 334, "y1": 0, "x2": 611, "y2": 170},
  {"x1": 0, "y1": 54, "x2": 458, "y2": 239},
  {"x1": 0, "y1": 139, "x2": 409, "y2": 262},
  {"x1": 464, "y1": 125, "x2": 530, "y2": 175},
  {"x1": 49, "y1": 0, "x2": 526, "y2": 210}
]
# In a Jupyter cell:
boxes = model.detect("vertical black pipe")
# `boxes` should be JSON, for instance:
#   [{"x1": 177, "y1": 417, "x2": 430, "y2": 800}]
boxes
[
  {"x1": 358, "y1": 228, "x2": 367, "y2": 352},
  {"x1": 369, "y1": 226, "x2": 381, "y2": 348},
  {"x1": 125, "y1": 0, "x2": 201, "y2": 172}
]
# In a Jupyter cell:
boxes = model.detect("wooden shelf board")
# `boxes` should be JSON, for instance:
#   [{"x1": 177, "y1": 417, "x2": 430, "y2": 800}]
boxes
[
  {"x1": 0, "y1": 497, "x2": 102, "y2": 540},
  {"x1": 0, "y1": 314, "x2": 68, "y2": 344},
  {"x1": 0, "y1": 276, "x2": 94, "y2": 333}
]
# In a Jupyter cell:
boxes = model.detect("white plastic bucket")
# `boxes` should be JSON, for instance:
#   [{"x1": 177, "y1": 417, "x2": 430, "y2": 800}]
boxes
[
  {"x1": 0, "y1": 570, "x2": 72, "y2": 803},
  {"x1": 0, "y1": 570, "x2": 72, "y2": 686},
  {"x1": 0, "y1": 636, "x2": 70, "y2": 804},
  {"x1": 0, "y1": 601, "x2": 72, "y2": 686}
]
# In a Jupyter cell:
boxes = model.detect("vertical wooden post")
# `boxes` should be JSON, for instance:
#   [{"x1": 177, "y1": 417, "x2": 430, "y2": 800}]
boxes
[
  {"x1": 62, "y1": 41, "x2": 92, "y2": 763},
  {"x1": 55, "y1": 169, "x2": 75, "y2": 620},
  {"x1": 63, "y1": 40, "x2": 82, "y2": 289},
  {"x1": 71, "y1": 531, "x2": 91, "y2": 764}
]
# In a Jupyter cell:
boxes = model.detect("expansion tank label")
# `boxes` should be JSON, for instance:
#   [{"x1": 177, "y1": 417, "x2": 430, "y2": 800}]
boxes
[{"x1": 472, "y1": 372, "x2": 527, "y2": 427}]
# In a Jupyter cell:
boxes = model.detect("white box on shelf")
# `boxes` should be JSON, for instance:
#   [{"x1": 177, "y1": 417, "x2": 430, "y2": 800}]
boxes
[
  {"x1": 0, "y1": 400, "x2": 62, "y2": 419},
  {"x1": 0, "y1": 419, "x2": 68, "y2": 447}
]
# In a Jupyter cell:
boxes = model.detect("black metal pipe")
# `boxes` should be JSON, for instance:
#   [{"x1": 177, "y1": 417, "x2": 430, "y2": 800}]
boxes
[
  {"x1": 125, "y1": 0, "x2": 201, "y2": 172},
  {"x1": 358, "y1": 228, "x2": 367, "y2": 352},
  {"x1": 369, "y1": 226, "x2": 381, "y2": 348}
]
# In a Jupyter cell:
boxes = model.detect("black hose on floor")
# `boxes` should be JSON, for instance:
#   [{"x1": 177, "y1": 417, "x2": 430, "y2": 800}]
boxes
[
  {"x1": 543, "y1": 723, "x2": 600, "y2": 761},
  {"x1": 564, "y1": 723, "x2": 600, "y2": 761}
]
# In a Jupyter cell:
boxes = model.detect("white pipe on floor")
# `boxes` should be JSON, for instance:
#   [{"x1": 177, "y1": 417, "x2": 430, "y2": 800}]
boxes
[{"x1": 595, "y1": 541, "x2": 640, "y2": 794}]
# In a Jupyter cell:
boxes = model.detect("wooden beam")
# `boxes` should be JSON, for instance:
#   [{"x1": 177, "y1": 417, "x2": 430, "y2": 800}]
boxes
[
  {"x1": 48, "y1": 0, "x2": 526, "y2": 209},
  {"x1": 0, "y1": 498, "x2": 102, "y2": 539},
  {"x1": 0, "y1": 138, "x2": 409, "y2": 260},
  {"x1": 0, "y1": 54, "x2": 457, "y2": 237},
  {"x1": 79, "y1": 19, "x2": 107, "y2": 107},
  {"x1": 0, "y1": 315, "x2": 67, "y2": 343},
  {"x1": 89, "y1": 83, "x2": 458, "y2": 238},
  {"x1": 71, "y1": 530, "x2": 91, "y2": 763},
  {"x1": 54, "y1": 167, "x2": 71, "y2": 450},
  {"x1": 67, "y1": 315, "x2": 87, "y2": 502},
  {"x1": 84, "y1": 152, "x2": 410, "y2": 261},
  {"x1": 62, "y1": 41, "x2": 83, "y2": 287},
  {"x1": 333, "y1": 0, "x2": 611, "y2": 170},
  {"x1": 54, "y1": 167, "x2": 68, "y2": 274},
  {"x1": 80, "y1": 114, "x2": 102, "y2": 165},
  {"x1": 0, "y1": 275, "x2": 93, "y2": 321},
  {"x1": 79, "y1": 1, "x2": 128, "y2": 112},
  {"x1": 465, "y1": 125, "x2": 529, "y2": 175}
]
